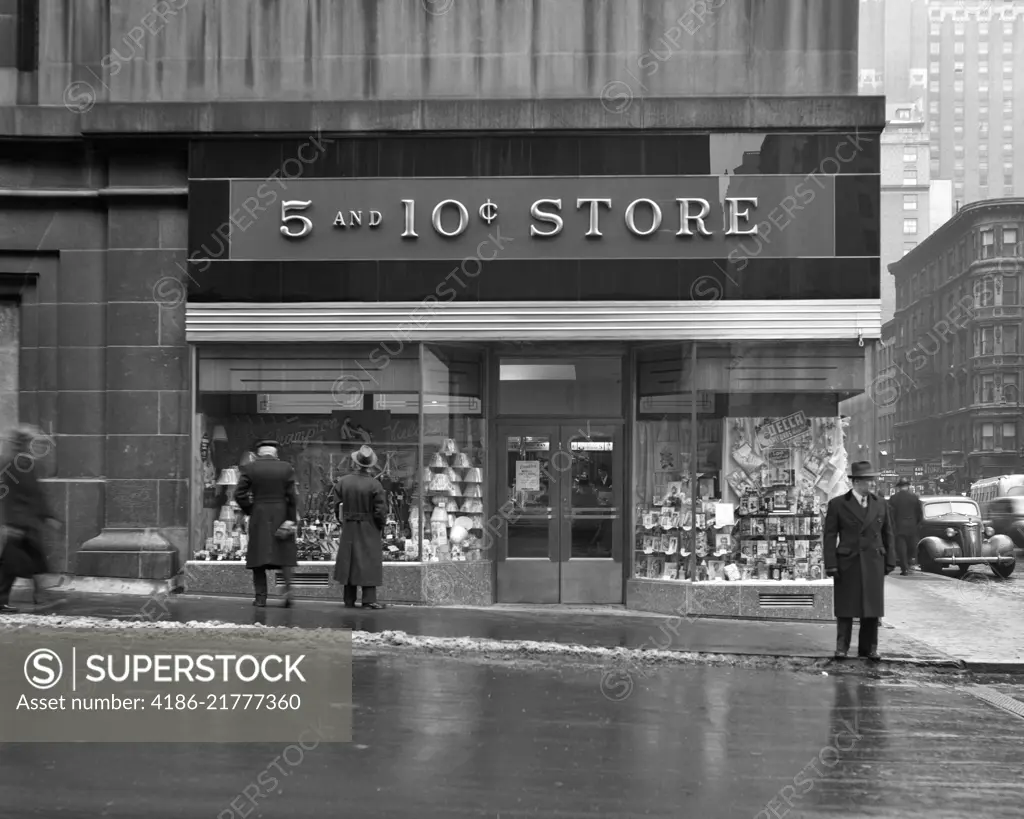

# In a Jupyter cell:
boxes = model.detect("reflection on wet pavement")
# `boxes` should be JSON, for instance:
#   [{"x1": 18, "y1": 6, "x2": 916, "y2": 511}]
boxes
[{"x1": 2, "y1": 652, "x2": 1023, "y2": 817}]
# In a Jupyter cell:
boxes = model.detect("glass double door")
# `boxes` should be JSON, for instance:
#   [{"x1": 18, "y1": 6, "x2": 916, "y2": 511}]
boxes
[{"x1": 496, "y1": 423, "x2": 623, "y2": 604}]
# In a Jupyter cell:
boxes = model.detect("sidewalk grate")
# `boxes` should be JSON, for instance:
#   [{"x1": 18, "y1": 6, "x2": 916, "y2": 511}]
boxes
[{"x1": 965, "y1": 685, "x2": 1024, "y2": 721}]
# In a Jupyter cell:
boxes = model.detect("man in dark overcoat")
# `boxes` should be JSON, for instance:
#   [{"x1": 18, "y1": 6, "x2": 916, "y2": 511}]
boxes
[
  {"x1": 333, "y1": 445, "x2": 388, "y2": 609},
  {"x1": 234, "y1": 440, "x2": 297, "y2": 608},
  {"x1": 823, "y1": 461, "x2": 896, "y2": 660},
  {"x1": 887, "y1": 477, "x2": 923, "y2": 575}
]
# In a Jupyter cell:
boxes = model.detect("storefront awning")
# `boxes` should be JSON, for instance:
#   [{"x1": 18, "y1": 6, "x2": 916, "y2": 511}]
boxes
[{"x1": 185, "y1": 299, "x2": 881, "y2": 343}]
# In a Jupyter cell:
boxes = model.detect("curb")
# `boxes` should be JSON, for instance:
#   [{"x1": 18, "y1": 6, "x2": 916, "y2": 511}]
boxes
[
  {"x1": 0, "y1": 612, "x2": 968, "y2": 672},
  {"x1": 959, "y1": 661, "x2": 1024, "y2": 673}
]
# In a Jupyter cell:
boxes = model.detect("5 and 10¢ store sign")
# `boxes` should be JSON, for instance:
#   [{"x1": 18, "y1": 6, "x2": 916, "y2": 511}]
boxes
[{"x1": 220, "y1": 177, "x2": 838, "y2": 261}]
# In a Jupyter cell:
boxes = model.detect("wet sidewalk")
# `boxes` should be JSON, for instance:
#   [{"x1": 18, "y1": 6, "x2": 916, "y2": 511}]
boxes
[
  {"x1": 881, "y1": 567, "x2": 1024, "y2": 671},
  {"x1": 4, "y1": 587, "x2": 960, "y2": 667}
]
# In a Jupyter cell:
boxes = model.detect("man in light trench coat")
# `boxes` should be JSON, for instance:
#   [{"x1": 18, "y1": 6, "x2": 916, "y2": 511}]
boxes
[{"x1": 823, "y1": 461, "x2": 897, "y2": 661}]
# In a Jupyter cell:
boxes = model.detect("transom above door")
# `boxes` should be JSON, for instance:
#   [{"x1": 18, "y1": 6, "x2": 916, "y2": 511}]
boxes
[{"x1": 495, "y1": 422, "x2": 623, "y2": 604}]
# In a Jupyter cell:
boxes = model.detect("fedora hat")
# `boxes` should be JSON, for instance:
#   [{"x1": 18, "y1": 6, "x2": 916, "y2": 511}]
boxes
[
  {"x1": 896, "y1": 477, "x2": 910, "y2": 487},
  {"x1": 848, "y1": 461, "x2": 877, "y2": 479},
  {"x1": 253, "y1": 439, "x2": 279, "y2": 450},
  {"x1": 351, "y1": 445, "x2": 378, "y2": 469}
]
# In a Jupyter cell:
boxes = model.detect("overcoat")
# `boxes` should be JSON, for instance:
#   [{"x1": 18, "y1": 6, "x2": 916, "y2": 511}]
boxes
[
  {"x1": 888, "y1": 489, "x2": 924, "y2": 536},
  {"x1": 823, "y1": 491, "x2": 896, "y2": 618},
  {"x1": 234, "y1": 456, "x2": 298, "y2": 570},
  {"x1": 0, "y1": 455, "x2": 53, "y2": 578},
  {"x1": 332, "y1": 472, "x2": 387, "y2": 586}
]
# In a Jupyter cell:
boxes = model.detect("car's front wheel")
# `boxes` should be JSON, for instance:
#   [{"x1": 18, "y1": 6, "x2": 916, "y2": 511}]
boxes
[
  {"x1": 992, "y1": 560, "x2": 1016, "y2": 579},
  {"x1": 918, "y1": 542, "x2": 941, "y2": 574}
]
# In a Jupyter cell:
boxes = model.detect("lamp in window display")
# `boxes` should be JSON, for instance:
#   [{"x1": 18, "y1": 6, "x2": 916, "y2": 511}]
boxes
[
  {"x1": 418, "y1": 437, "x2": 486, "y2": 562},
  {"x1": 196, "y1": 466, "x2": 250, "y2": 561}
]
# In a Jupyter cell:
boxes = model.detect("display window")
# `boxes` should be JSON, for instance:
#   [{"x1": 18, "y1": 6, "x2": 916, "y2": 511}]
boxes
[
  {"x1": 191, "y1": 343, "x2": 486, "y2": 565},
  {"x1": 631, "y1": 342, "x2": 858, "y2": 584}
]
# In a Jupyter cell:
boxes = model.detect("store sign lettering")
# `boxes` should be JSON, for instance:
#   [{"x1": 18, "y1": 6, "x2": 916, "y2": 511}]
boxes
[
  {"x1": 222, "y1": 176, "x2": 838, "y2": 261},
  {"x1": 755, "y1": 412, "x2": 811, "y2": 448},
  {"x1": 279, "y1": 196, "x2": 760, "y2": 241}
]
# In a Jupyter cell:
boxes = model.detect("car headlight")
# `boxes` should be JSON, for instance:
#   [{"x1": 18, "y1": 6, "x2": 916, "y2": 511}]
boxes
[
  {"x1": 985, "y1": 526, "x2": 995, "y2": 537},
  {"x1": 945, "y1": 528, "x2": 956, "y2": 538}
]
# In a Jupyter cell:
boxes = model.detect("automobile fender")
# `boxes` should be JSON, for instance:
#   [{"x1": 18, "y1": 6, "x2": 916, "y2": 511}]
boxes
[
  {"x1": 917, "y1": 535, "x2": 959, "y2": 561},
  {"x1": 1010, "y1": 520, "x2": 1024, "y2": 546},
  {"x1": 981, "y1": 533, "x2": 1015, "y2": 559}
]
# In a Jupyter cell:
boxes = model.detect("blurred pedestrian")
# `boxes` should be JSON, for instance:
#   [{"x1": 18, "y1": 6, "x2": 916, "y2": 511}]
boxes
[
  {"x1": 823, "y1": 461, "x2": 896, "y2": 661},
  {"x1": 234, "y1": 439, "x2": 297, "y2": 608},
  {"x1": 333, "y1": 445, "x2": 388, "y2": 609},
  {"x1": 887, "y1": 478, "x2": 923, "y2": 575},
  {"x1": 0, "y1": 425, "x2": 62, "y2": 613}
]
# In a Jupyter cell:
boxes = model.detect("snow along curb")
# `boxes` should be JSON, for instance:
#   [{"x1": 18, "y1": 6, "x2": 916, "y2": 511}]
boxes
[{"x1": 0, "y1": 613, "x2": 955, "y2": 671}]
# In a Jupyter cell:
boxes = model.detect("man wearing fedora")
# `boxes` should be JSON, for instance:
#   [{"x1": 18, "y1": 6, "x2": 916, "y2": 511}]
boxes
[
  {"x1": 234, "y1": 439, "x2": 298, "y2": 607},
  {"x1": 887, "y1": 477, "x2": 923, "y2": 575},
  {"x1": 333, "y1": 445, "x2": 388, "y2": 609},
  {"x1": 823, "y1": 461, "x2": 897, "y2": 660}
]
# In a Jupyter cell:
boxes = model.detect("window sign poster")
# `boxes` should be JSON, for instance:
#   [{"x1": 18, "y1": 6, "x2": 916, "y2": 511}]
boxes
[
  {"x1": 722, "y1": 417, "x2": 848, "y2": 506},
  {"x1": 766, "y1": 448, "x2": 794, "y2": 486},
  {"x1": 515, "y1": 460, "x2": 541, "y2": 492}
]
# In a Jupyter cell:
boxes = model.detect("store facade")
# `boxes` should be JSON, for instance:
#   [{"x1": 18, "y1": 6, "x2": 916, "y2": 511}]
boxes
[{"x1": 182, "y1": 123, "x2": 882, "y2": 619}]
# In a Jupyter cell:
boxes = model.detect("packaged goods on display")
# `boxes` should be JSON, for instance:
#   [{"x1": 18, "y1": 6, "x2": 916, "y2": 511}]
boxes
[{"x1": 633, "y1": 415, "x2": 848, "y2": 582}]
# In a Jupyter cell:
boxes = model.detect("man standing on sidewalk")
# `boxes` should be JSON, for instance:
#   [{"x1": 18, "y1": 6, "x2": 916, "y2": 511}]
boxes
[
  {"x1": 887, "y1": 478, "x2": 923, "y2": 575},
  {"x1": 235, "y1": 440, "x2": 297, "y2": 608},
  {"x1": 823, "y1": 461, "x2": 897, "y2": 661}
]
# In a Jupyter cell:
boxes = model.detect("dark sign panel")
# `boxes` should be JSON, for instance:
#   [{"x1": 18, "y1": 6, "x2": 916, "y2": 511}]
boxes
[{"x1": 215, "y1": 176, "x2": 842, "y2": 262}]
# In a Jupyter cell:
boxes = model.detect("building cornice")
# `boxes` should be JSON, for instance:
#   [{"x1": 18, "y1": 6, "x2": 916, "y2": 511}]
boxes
[
  {"x1": 0, "y1": 97, "x2": 886, "y2": 138},
  {"x1": 890, "y1": 198, "x2": 1024, "y2": 276},
  {"x1": 0, "y1": 186, "x2": 187, "y2": 200}
]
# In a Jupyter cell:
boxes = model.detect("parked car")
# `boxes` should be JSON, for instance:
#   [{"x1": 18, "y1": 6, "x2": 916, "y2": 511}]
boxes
[
  {"x1": 916, "y1": 496, "x2": 1016, "y2": 578},
  {"x1": 985, "y1": 496, "x2": 1024, "y2": 550}
]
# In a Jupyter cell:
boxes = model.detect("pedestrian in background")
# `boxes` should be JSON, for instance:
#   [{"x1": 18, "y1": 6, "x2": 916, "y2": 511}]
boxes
[
  {"x1": 234, "y1": 439, "x2": 297, "y2": 608},
  {"x1": 823, "y1": 461, "x2": 896, "y2": 661},
  {"x1": 887, "y1": 477, "x2": 923, "y2": 576},
  {"x1": 333, "y1": 445, "x2": 388, "y2": 609},
  {"x1": 0, "y1": 425, "x2": 62, "y2": 613}
]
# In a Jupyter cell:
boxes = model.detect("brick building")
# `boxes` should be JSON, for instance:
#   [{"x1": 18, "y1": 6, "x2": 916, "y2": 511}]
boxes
[{"x1": 889, "y1": 198, "x2": 1024, "y2": 486}]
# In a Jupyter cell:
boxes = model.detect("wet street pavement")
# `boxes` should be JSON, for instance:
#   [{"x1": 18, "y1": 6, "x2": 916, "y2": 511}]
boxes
[{"x1": 2, "y1": 646, "x2": 1023, "y2": 818}]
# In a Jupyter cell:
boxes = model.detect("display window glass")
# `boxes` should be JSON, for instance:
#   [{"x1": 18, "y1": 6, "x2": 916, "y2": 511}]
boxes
[
  {"x1": 631, "y1": 342, "x2": 859, "y2": 584},
  {"x1": 191, "y1": 344, "x2": 486, "y2": 566},
  {"x1": 416, "y1": 344, "x2": 487, "y2": 563}
]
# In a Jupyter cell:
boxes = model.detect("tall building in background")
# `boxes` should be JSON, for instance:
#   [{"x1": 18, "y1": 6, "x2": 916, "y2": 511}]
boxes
[
  {"x1": 928, "y1": 1, "x2": 1024, "y2": 205},
  {"x1": 864, "y1": 1, "x2": 1024, "y2": 206},
  {"x1": 882, "y1": 102, "x2": 930, "y2": 322},
  {"x1": 862, "y1": 0, "x2": 1024, "y2": 318},
  {"x1": 881, "y1": 103, "x2": 956, "y2": 322}
]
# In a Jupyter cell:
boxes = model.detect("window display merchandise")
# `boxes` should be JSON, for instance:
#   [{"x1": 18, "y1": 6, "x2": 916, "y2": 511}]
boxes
[
  {"x1": 633, "y1": 414, "x2": 848, "y2": 582},
  {"x1": 415, "y1": 436, "x2": 487, "y2": 562},
  {"x1": 193, "y1": 410, "x2": 486, "y2": 564}
]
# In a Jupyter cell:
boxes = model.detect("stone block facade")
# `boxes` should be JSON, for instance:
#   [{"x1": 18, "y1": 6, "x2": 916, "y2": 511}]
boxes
[{"x1": 1, "y1": 141, "x2": 190, "y2": 579}]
